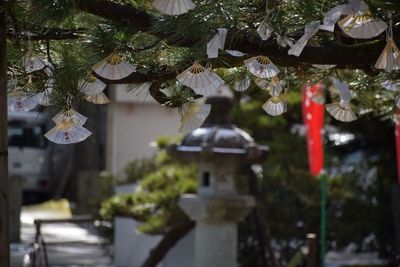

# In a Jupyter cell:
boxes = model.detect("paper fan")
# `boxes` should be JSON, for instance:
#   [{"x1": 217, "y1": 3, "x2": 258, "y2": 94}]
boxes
[
  {"x1": 381, "y1": 80, "x2": 400, "y2": 108},
  {"x1": 92, "y1": 53, "x2": 136, "y2": 80},
  {"x1": 268, "y1": 79, "x2": 283, "y2": 97},
  {"x1": 22, "y1": 49, "x2": 46, "y2": 74},
  {"x1": 8, "y1": 95, "x2": 39, "y2": 112},
  {"x1": 288, "y1": 21, "x2": 320, "y2": 57},
  {"x1": 207, "y1": 28, "x2": 228, "y2": 59},
  {"x1": 79, "y1": 74, "x2": 107, "y2": 96},
  {"x1": 338, "y1": 14, "x2": 387, "y2": 39},
  {"x1": 84, "y1": 91, "x2": 111, "y2": 105},
  {"x1": 45, "y1": 120, "x2": 91, "y2": 145},
  {"x1": 225, "y1": 50, "x2": 246, "y2": 57},
  {"x1": 326, "y1": 78, "x2": 357, "y2": 122},
  {"x1": 244, "y1": 56, "x2": 280, "y2": 78},
  {"x1": 128, "y1": 82, "x2": 153, "y2": 99},
  {"x1": 179, "y1": 99, "x2": 211, "y2": 133},
  {"x1": 233, "y1": 77, "x2": 251, "y2": 92},
  {"x1": 215, "y1": 84, "x2": 234, "y2": 98},
  {"x1": 262, "y1": 96, "x2": 285, "y2": 116},
  {"x1": 257, "y1": 20, "x2": 273, "y2": 41},
  {"x1": 375, "y1": 39, "x2": 400, "y2": 73},
  {"x1": 375, "y1": 22, "x2": 400, "y2": 73},
  {"x1": 312, "y1": 64, "x2": 337, "y2": 70},
  {"x1": 176, "y1": 62, "x2": 224, "y2": 96},
  {"x1": 254, "y1": 78, "x2": 269, "y2": 90},
  {"x1": 326, "y1": 103, "x2": 357, "y2": 122},
  {"x1": 381, "y1": 80, "x2": 399, "y2": 91},
  {"x1": 52, "y1": 109, "x2": 88, "y2": 126},
  {"x1": 153, "y1": 0, "x2": 195, "y2": 16}
]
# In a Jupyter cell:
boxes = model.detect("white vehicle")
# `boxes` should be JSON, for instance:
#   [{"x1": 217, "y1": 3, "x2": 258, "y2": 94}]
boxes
[{"x1": 8, "y1": 111, "x2": 72, "y2": 195}]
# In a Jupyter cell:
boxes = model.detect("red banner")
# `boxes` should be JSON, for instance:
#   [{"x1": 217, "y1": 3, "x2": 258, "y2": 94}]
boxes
[{"x1": 302, "y1": 84, "x2": 325, "y2": 177}]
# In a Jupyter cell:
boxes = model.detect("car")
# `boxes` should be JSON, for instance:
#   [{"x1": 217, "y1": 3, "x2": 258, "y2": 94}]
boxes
[{"x1": 8, "y1": 111, "x2": 73, "y2": 199}]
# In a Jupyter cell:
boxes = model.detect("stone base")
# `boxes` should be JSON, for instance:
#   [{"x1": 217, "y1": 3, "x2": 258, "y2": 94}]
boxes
[
  {"x1": 179, "y1": 194, "x2": 255, "y2": 267},
  {"x1": 179, "y1": 194, "x2": 255, "y2": 223}
]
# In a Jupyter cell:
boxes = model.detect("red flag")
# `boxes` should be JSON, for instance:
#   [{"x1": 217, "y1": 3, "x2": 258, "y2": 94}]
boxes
[
  {"x1": 395, "y1": 111, "x2": 400, "y2": 185},
  {"x1": 302, "y1": 83, "x2": 325, "y2": 177}
]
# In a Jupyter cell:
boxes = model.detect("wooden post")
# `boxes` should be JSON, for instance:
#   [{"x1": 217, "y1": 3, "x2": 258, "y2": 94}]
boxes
[
  {"x1": 392, "y1": 185, "x2": 400, "y2": 255},
  {"x1": 307, "y1": 233, "x2": 317, "y2": 267},
  {"x1": 0, "y1": 0, "x2": 10, "y2": 266}
]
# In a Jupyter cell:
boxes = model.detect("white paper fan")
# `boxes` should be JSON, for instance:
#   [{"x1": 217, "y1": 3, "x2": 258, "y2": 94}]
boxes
[
  {"x1": 84, "y1": 91, "x2": 111, "y2": 105},
  {"x1": 153, "y1": 0, "x2": 195, "y2": 16},
  {"x1": 268, "y1": 79, "x2": 283, "y2": 97},
  {"x1": 262, "y1": 96, "x2": 285, "y2": 116},
  {"x1": 375, "y1": 39, "x2": 400, "y2": 73},
  {"x1": 225, "y1": 50, "x2": 246, "y2": 57},
  {"x1": 288, "y1": 21, "x2": 320, "y2": 57},
  {"x1": 215, "y1": 84, "x2": 234, "y2": 98},
  {"x1": 52, "y1": 109, "x2": 88, "y2": 126},
  {"x1": 179, "y1": 99, "x2": 211, "y2": 133},
  {"x1": 257, "y1": 20, "x2": 273, "y2": 41},
  {"x1": 45, "y1": 120, "x2": 91, "y2": 145},
  {"x1": 375, "y1": 22, "x2": 400, "y2": 73},
  {"x1": 381, "y1": 80, "x2": 399, "y2": 91},
  {"x1": 244, "y1": 56, "x2": 280, "y2": 78},
  {"x1": 326, "y1": 103, "x2": 357, "y2": 122},
  {"x1": 381, "y1": 80, "x2": 400, "y2": 108},
  {"x1": 338, "y1": 14, "x2": 387, "y2": 39},
  {"x1": 254, "y1": 78, "x2": 269, "y2": 89},
  {"x1": 312, "y1": 64, "x2": 337, "y2": 70},
  {"x1": 92, "y1": 53, "x2": 136, "y2": 80},
  {"x1": 22, "y1": 49, "x2": 46, "y2": 74},
  {"x1": 233, "y1": 77, "x2": 251, "y2": 92},
  {"x1": 395, "y1": 95, "x2": 400, "y2": 109},
  {"x1": 326, "y1": 78, "x2": 357, "y2": 122},
  {"x1": 129, "y1": 82, "x2": 153, "y2": 99},
  {"x1": 8, "y1": 95, "x2": 39, "y2": 112},
  {"x1": 79, "y1": 74, "x2": 107, "y2": 96},
  {"x1": 176, "y1": 62, "x2": 224, "y2": 96},
  {"x1": 207, "y1": 28, "x2": 228, "y2": 59}
]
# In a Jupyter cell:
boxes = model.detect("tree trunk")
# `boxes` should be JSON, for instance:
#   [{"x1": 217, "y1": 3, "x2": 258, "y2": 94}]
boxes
[
  {"x1": 141, "y1": 221, "x2": 195, "y2": 267},
  {"x1": 0, "y1": 0, "x2": 10, "y2": 266},
  {"x1": 247, "y1": 167, "x2": 278, "y2": 267}
]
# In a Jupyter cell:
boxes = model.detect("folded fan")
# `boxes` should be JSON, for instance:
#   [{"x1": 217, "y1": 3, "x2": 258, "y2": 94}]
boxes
[
  {"x1": 326, "y1": 78, "x2": 357, "y2": 122},
  {"x1": 177, "y1": 62, "x2": 224, "y2": 96},
  {"x1": 244, "y1": 56, "x2": 280, "y2": 78},
  {"x1": 179, "y1": 98, "x2": 211, "y2": 133},
  {"x1": 153, "y1": 0, "x2": 195, "y2": 16}
]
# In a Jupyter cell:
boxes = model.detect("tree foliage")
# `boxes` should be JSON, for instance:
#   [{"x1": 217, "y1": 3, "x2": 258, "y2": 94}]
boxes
[{"x1": 3, "y1": 0, "x2": 400, "y2": 119}]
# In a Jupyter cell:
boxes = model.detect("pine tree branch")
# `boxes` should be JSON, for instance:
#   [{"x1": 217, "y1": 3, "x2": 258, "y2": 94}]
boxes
[
  {"x1": 140, "y1": 221, "x2": 195, "y2": 267},
  {"x1": 71, "y1": 0, "x2": 394, "y2": 71},
  {"x1": 6, "y1": 28, "x2": 85, "y2": 40},
  {"x1": 74, "y1": 0, "x2": 152, "y2": 31}
]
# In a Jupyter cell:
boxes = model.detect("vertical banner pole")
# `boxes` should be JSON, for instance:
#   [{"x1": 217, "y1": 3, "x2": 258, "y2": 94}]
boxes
[{"x1": 320, "y1": 174, "x2": 327, "y2": 267}]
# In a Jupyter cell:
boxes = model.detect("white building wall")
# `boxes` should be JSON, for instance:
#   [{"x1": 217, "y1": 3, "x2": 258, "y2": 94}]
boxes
[{"x1": 107, "y1": 84, "x2": 181, "y2": 177}]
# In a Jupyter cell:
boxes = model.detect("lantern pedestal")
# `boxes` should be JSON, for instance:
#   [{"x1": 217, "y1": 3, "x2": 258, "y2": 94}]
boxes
[{"x1": 179, "y1": 194, "x2": 255, "y2": 267}]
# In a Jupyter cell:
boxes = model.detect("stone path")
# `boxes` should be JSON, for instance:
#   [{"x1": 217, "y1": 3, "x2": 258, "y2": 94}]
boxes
[{"x1": 11, "y1": 200, "x2": 113, "y2": 267}]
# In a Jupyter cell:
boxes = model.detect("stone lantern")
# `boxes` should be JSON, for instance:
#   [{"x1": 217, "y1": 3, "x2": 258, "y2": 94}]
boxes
[{"x1": 168, "y1": 96, "x2": 268, "y2": 267}]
